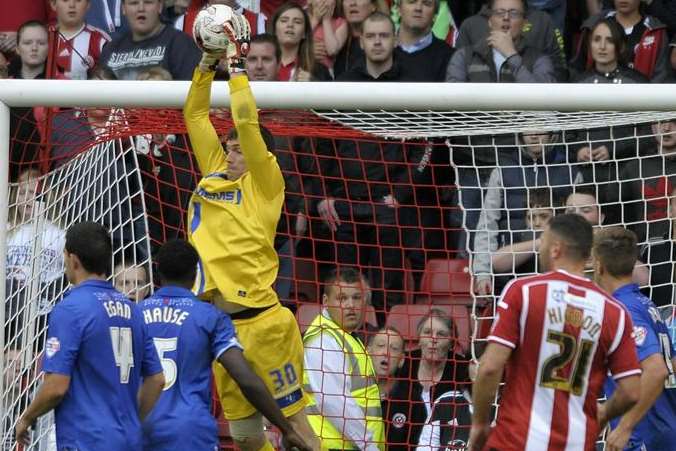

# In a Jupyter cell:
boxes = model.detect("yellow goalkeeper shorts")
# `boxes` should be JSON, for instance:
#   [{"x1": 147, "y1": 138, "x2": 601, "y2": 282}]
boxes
[{"x1": 214, "y1": 302, "x2": 307, "y2": 420}]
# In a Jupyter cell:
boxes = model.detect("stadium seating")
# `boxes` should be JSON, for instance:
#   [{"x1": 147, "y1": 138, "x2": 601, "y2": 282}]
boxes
[{"x1": 417, "y1": 259, "x2": 472, "y2": 305}]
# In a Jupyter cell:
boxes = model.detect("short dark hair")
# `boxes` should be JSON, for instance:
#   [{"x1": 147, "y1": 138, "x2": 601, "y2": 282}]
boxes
[
  {"x1": 594, "y1": 227, "x2": 638, "y2": 278},
  {"x1": 528, "y1": 187, "x2": 554, "y2": 209},
  {"x1": 487, "y1": 0, "x2": 527, "y2": 12},
  {"x1": 17, "y1": 20, "x2": 48, "y2": 44},
  {"x1": 226, "y1": 125, "x2": 276, "y2": 153},
  {"x1": 323, "y1": 266, "x2": 368, "y2": 296},
  {"x1": 156, "y1": 240, "x2": 199, "y2": 285},
  {"x1": 548, "y1": 213, "x2": 594, "y2": 262},
  {"x1": 362, "y1": 11, "x2": 395, "y2": 34},
  {"x1": 65, "y1": 221, "x2": 112, "y2": 276},
  {"x1": 250, "y1": 33, "x2": 282, "y2": 63}
]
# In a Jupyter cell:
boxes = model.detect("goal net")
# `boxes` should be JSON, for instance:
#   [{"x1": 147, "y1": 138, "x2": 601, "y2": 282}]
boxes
[{"x1": 2, "y1": 83, "x2": 676, "y2": 450}]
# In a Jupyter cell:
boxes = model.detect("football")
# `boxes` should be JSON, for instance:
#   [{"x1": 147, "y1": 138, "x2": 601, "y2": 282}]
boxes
[{"x1": 193, "y1": 4, "x2": 235, "y2": 54}]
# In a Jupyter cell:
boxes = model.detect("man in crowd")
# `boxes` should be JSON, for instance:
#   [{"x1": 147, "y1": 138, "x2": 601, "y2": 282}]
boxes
[
  {"x1": 454, "y1": 0, "x2": 567, "y2": 81},
  {"x1": 245, "y1": 33, "x2": 281, "y2": 81},
  {"x1": 394, "y1": 0, "x2": 453, "y2": 81},
  {"x1": 472, "y1": 131, "x2": 579, "y2": 296},
  {"x1": 469, "y1": 214, "x2": 641, "y2": 450},
  {"x1": 338, "y1": 12, "x2": 410, "y2": 81},
  {"x1": 15, "y1": 221, "x2": 166, "y2": 450},
  {"x1": 303, "y1": 267, "x2": 385, "y2": 450},
  {"x1": 447, "y1": 0, "x2": 557, "y2": 83},
  {"x1": 620, "y1": 120, "x2": 676, "y2": 240},
  {"x1": 594, "y1": 227, "x2": 676, "y2": 451},
  {"x1": 100, "y1": 0, "x2": 200, "y2": 80},
  {"x1": 113, "y1": 259, "x2": 150, "y2": 302}
]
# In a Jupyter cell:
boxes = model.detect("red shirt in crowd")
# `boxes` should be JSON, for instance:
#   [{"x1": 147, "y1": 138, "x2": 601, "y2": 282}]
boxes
[
  {"x1": 54, "y1": 24, "x2": 111, "y2": 80},
  {"x1": 486, "y1": 270, "x2": 641, "y2": 451}
]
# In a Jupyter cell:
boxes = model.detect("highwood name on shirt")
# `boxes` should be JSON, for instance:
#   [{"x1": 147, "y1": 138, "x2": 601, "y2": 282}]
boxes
[
  {"x1": 196, "y1": 187, "x2": 243, "y2": 204},
  {"x1": 143, "y1": 306, "x2": 190, "y2": 326},
  {"x1": 106, "y1": 46, "x2": 166, "y2": 68},
  {"x1": 548, "y1": 306, "x2": 601, "y2": 338}
]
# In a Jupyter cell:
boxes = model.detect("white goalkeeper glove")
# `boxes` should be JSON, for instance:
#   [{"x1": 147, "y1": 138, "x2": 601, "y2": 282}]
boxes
[{"x1": 222, "y1": 12, "x2": 251, "y2": 74}]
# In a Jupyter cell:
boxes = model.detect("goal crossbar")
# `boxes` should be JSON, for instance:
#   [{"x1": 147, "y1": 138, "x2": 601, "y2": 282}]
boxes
[{"x1": 2, "y1": 80, "x2": 676, "y2": 110}]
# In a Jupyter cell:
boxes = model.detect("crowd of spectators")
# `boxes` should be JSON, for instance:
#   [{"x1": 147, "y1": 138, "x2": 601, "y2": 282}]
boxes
[{"x1": 4, "y1": 0, "x2": 676, "y2": 449}]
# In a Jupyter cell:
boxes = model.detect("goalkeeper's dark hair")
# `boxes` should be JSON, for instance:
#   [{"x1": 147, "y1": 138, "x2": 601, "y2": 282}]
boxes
[
  {"x1": 226, "y1": 125, "x2": 276, "y2": 153},
  {"x1": 593, "y1": 227, "x2": 638, "y2": 278},
  {"x1": 269, "y1": 3, "x2": 315, "y2": 74},
  {"x1": 251, "y1": 33, "x2": 282, "y2": 62},
  {"x1": 65, "y1": 221, "x2": 112, "y2": 276},
  {"x1": 323, "y1": 266, "x2": 369, "y2": 297},
  {"x1": 156, "y1": 239, "x2": 199, "y2": 287},
  {"x1": 548, "y1": 213, "x2": 594, "y2": 262}
]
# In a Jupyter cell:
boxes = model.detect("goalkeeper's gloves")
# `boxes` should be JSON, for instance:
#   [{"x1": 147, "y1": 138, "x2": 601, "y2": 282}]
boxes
[
  {"x1": 199, "y1": 51, "x2": 225, "y2": 73},
  {"x1": 223, "y1": 13, "x2": 251, "y2": 75}
]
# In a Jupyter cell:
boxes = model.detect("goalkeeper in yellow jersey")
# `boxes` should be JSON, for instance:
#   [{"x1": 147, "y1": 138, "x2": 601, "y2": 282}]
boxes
[{"x1": 184, "y1": 7, "x2": 318, "y2": 451}]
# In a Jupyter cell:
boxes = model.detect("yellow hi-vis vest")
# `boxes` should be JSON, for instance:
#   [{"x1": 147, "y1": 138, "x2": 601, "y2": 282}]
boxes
[{"x1": 303, "y1": 313, "x2": 385, "y2": 450}]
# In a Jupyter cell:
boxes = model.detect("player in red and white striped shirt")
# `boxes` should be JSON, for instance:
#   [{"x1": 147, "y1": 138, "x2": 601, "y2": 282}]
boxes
[
  {"x1": 51, "y1": 0, "x2": 111, "y2": 80},
  {"x1": 469, "y1": 214, "x2": 642, "y2": 451}
]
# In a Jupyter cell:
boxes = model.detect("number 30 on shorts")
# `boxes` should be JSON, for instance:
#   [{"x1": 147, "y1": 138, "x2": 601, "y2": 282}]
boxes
[{"x1": 269, "y1": 363, "x2": 298, "y2": 392}]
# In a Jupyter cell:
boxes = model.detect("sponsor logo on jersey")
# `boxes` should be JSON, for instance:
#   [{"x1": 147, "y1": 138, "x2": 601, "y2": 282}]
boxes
[
  {"x1": 46, "y1": 337, "x2": 61, "y2": 358},
  {"x1": 633, "y1": 326, "x2": 648, "y2": 347}
]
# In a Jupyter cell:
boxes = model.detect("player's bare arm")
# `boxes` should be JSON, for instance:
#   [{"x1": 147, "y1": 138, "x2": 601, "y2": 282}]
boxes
[
  {"x1": 138, "y1": 371, "x2": 166, "y2": 421},
  {"x1": 598, "y1": 374, "x2": 641, "y2": 432},
  {"x1": 605, "y1": 354, "x2": 666, "y2": 451},
  {"x1": 217, "y1": 348, "x2": 312, "y2": 451},
  {"x1": 15, "y1": 373, "x2": 70, "y2": 445},
  {"x1": 468, "y1": 342, "x2": 512, "y2": 451}
]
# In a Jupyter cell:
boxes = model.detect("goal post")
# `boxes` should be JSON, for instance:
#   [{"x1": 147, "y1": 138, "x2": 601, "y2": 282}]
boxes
[{"x1": 2, "y1": 80, "x2": 676, "y2": 450}]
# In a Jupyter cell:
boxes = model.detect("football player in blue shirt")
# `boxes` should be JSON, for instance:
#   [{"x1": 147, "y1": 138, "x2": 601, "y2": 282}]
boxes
[
  {"x1": 594, "y1": 227, "x2": 676, "y2": 451},
  {"x1": 141, "y1": 239, "x2": 311, "y2": 451},
  {"x1": 15, "y1": 221, "x2": 166, "y2": 450}
]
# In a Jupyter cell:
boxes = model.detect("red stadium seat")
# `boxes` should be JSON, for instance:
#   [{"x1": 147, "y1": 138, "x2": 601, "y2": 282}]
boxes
[
  {"x1": 296, "y1": 303, "x2": 377, "y2": 334},
  {"x1": 386, "y1": 304, "x2": 471, "y2": 353},
  {"x1": 417, "y1": 259, "x2": 472, "y2": 305}
]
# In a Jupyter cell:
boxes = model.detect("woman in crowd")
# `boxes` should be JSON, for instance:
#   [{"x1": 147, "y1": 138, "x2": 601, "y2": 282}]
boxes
[
  {"x1": 8, "y1": 20, "x2": 47, "y2": 80},
  {"x1": 573, "y1": 17, "x2": 647, "y2": 83},
  {"x1": 8, "y1": 21, "x2": 49, "y2": 177},
  {"x1": 271, "y1": 2, "x2": 331, "y2": 80},
  {"x1": 571, "y1": 0, "x2": 670, "y2": 82},
  {"x1": 308, "y1": 0, "x2": 348, "y2": 76},
  {"x1": 384, "y1": 309, "x2": 470, "y2": 450},
  {"x1": 569, "y1": 18, "x2": 647, "y2": 228}
]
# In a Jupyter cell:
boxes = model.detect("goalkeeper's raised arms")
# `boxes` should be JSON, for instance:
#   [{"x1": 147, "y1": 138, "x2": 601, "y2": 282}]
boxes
[{"x1": 193, "y1": 4, "x2": 251, "y2": 73}]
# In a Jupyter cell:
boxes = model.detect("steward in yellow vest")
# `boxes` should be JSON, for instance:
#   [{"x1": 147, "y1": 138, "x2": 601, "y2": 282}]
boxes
[{"x1": 302, "y1": 267, "x2": 385, "y2": 450}]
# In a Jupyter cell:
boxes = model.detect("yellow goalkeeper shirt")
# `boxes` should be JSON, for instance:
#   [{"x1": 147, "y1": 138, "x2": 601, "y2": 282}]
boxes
[{"x1": 184, "y1": 69, "x2": 284, "y2": 310}]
